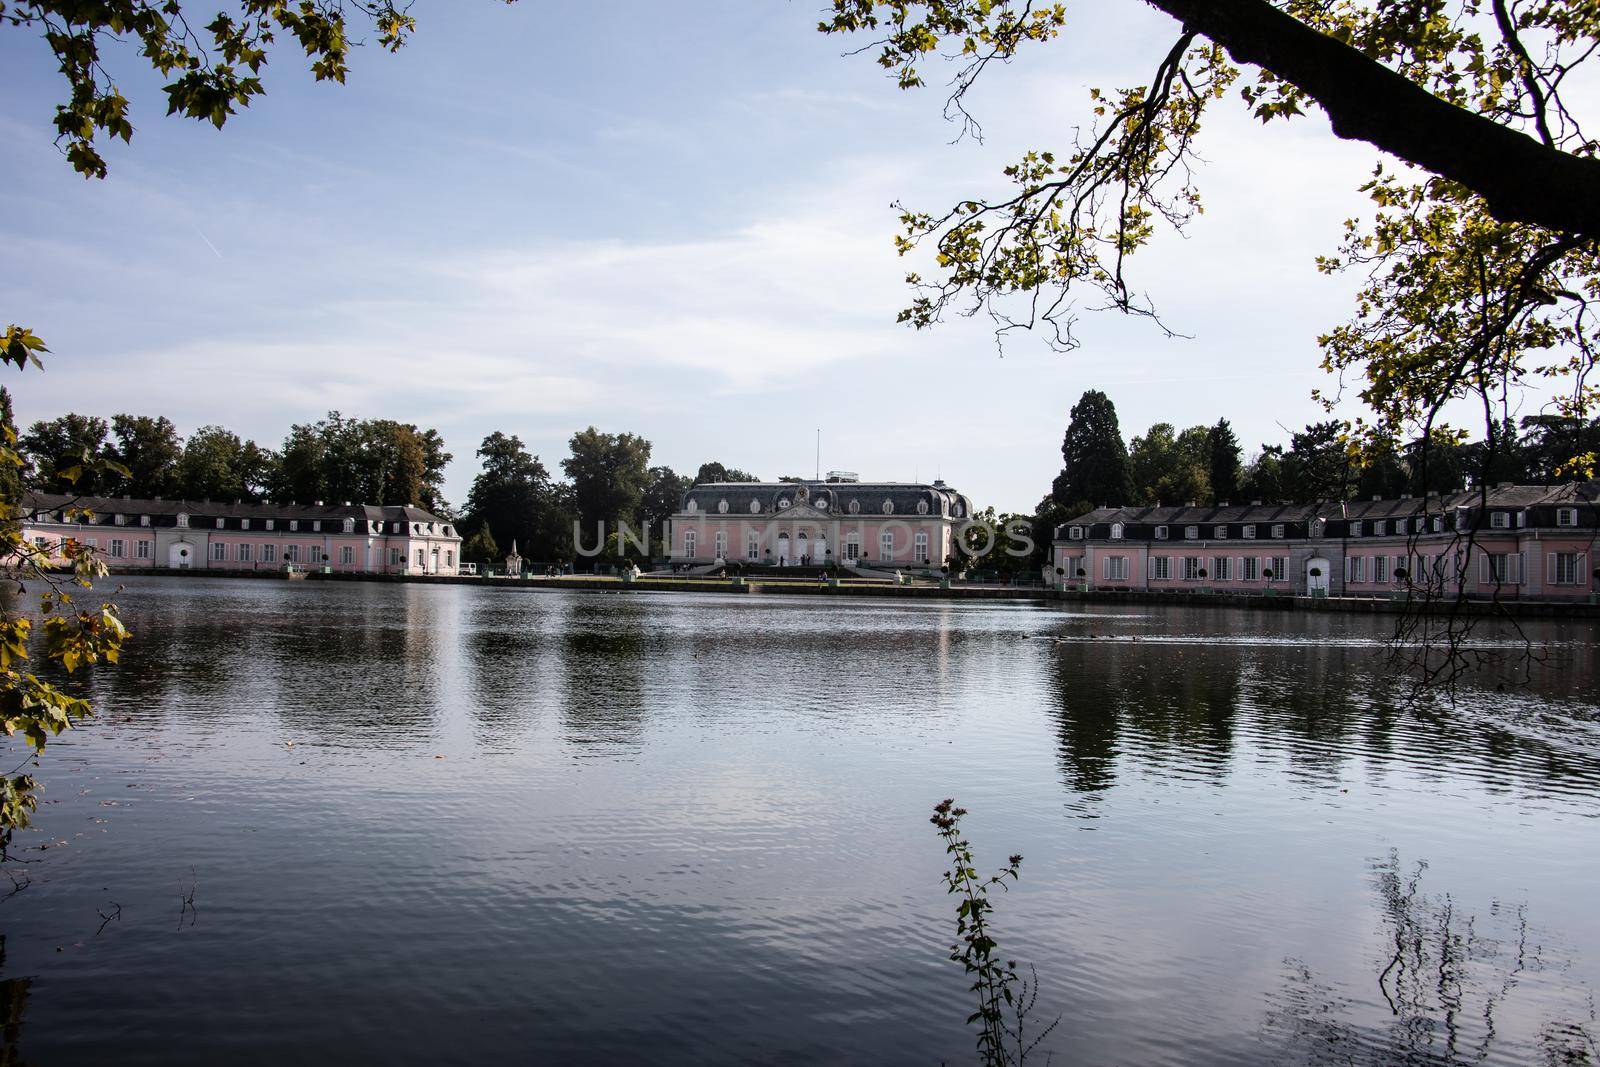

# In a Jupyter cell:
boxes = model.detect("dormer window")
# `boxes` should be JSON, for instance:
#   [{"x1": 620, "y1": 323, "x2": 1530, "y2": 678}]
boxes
[
  {"x1": 1555, "y1": 507, "x2": 1577, "y2": 527},
  {"x1": 113, "y1": 513, "x2": 125, "y2": 526},
  {"x1": 176, "y1": 513, "x2": 188, "y2": 528},
  {"x1": 313, "y1": 520, "x2": 321, "y2": 532},
  {"x1": 749, "y1": 500, "x2": 761, "y2": 514},
  {"x1": 1431, "y1": 516, "x2": 1442, "y2": 532},
  {"x1": 1351, "y1": 521, "x2": 1363, "y2": 536},
  {"x1": 1271, "y1": 524, "x2": 1284, "y2": 538},
  {"x1": 1242, "y1": 525, "x2": 1255, "y2": 539},
  {"x1": 140, "y1": 515, "x2": 151, "y2": 527},
  {"x1": 1110, "y1": 523, "x2": 1124, "y2": 540},
  {"x1": 1154, "y1": 525, "x2": 1168, "y2": 540},
  {"x1": 1184, "y1": 525, "x2": 1198, "y2": 540},
  {"x1": 686, "y1": 500, "x2": 698, "y2": 513},
  {"x1": 265, "y1": 519, "x2": 274, "y2": 531},
  {"x1": 849, "y1": 499, "x2": 860, "y2": 515},
  {"x1": 1214, "y1": 525, "x2": 1227, "y2": 539},
  {"x1": 241, "y1": 519, "x2": 250, "y2": 531},
  {"x1": 916, "y1": 499, "x2": 929, "y2": 515},
  {"x1": 215, "y1": 518, "x2": 225, "y2": 529},
  {"x1": 718, "y1": 499, "x2": 729, "y2": 514},
  {"x1": 1490, "y1": 512, "x2": 1509, "y2": 529},
  {"x1": 443, "y1": 526, "x2": 453, "y2": 537},
  {"x1": 343, "y1": 519, "x2": 355, "y2": 533},
  {"x1": 289, "y1": 519, "x2": 298, "y2": 532},
  {"x1": 1068, "y1": 526, "x2": 1084, "y2": 540},
  {"x1": 882, "y1": 501, "x2": 894, "y2": 515}
]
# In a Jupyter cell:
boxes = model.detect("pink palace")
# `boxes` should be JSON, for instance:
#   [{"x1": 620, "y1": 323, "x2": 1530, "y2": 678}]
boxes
[
  {"x1": 1053, "y1": 482, "x2": 1599, "y2": 602},
  {"x1": 668, "y1": 473, "x2": 975, "y2": 568},
  {"x1": 17, "y1": 492, "x2": 464, "y2": 576}
]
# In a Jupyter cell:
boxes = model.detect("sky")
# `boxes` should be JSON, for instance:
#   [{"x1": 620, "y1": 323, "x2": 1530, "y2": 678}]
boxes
[{"x1": 2, "y1": 0, "x2": 1433, "y2": 512}]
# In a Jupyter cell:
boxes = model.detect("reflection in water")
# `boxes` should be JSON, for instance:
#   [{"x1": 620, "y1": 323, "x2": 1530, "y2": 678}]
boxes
[
  {"x1": 0, "y1": 937, "x2": 28, "y2": 1067},
  {"x1": 0, "y1": 583, "x2": 1595, "y2": 1066},
  {"x1": 1264, "y1": 853, "x2": 1597, "y2": 1066}
]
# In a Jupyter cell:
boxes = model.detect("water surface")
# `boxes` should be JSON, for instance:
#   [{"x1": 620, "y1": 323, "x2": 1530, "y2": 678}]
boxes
[{"x1": 2, "y1": 578, "x2": 1597, "y2": 1064}]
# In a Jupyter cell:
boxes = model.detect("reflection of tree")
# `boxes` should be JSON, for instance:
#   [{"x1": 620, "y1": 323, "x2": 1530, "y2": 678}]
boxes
[
  {"x1": 0, "y1": 936, "x2": 31, "y2": 1067},
  {"x1": 559, "y1": 603, "x2": 648, "y2": 753},
  {"x1": 1263, "y1": 852, "x2": 1597, "y2": 1065}
]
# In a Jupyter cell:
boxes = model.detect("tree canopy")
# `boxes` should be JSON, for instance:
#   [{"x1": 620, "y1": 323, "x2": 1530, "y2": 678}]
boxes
[{"x1": 821, "y1": 0, "x2": 1600, "y2": 478}]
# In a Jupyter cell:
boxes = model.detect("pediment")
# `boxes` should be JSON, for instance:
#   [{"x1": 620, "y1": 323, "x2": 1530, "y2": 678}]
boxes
[{"x1": 771, "y1": 502, "x2": 831, "y2": 521}]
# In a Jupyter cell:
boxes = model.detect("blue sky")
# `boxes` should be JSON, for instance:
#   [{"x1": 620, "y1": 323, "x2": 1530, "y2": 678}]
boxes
[{"x1": 4, "y1": 1, "x2": 1406, "y2": 511}]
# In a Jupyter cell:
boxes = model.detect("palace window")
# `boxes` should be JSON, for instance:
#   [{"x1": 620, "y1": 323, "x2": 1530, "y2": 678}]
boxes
[
  {"x1": 287, "y1": 545, "x2": 301, "y2": 563},
  {"x1": 237, "y1": 543, "x2": 253, "y2": 562},
  {"x1": 1183, "y1": 556, "x2": 1201, "y2": 580},
  {"x1": 1556, "y1": 507, "x2": 1578, "y2": 527},
  {"x1": 714, "y1": 531, "x2": 727, "y2": 559},
  {"x1": 216, "y1": 518, "x2": 225, "y2": 529},
  {"x1": 844, "y1": 536, "x2": 860, "y2": 561},
  {"x1": 686, "y1": 500, "x2": 698, "y2": 513},
  {"x1": 241, "y1": 519, "x2": 250, "y2": 531},
  {"x1": 211, "y1": 543, "x2": 227, "y2": 561},
  {"x1": 1350, "y1": 521, "x2": 1363, "y2": 537},
  {"x1": 1214, "y1": 525, "x2": 1227, "y2": 540},
  {"x1": 113, "y1": 514, "x2": 125, "y2": 526},
  {"x1": 136, "y1": 540, "x2": 152, "y2": 559},
  {"x1": 265, "y1": 519, "x2": 274, "y2": 531},
  {"x1": 1347, "y1": 556, "x2": 1366, "y2": 583},
  {"x1": 1490, "y1": 512, "x2": 1509, "y2": 529},
  {"x1": 342, "y1": 519, "x2": 355, "y2": 533},
  {"x1": 262, "y1": 544, "x2": 277, "y2": 563},
  {"x1": 1151, "y1": 556, "x2": 1171, "y2": 580},
  {"x1": 1212, "y1": 556, "x2": 1232, "y2": 580},
  {"x1": 84, "y1": 537, "x2": 98, "y2": 549},
  {"x1": 309, "y1": 544, "x2": 324, "y2": 563},
  {"x1": 445, "y1": 551, "x2": 454, "y2": 568},
  {"x1": 1184, "y1": 526, "x2": 1199, "y2": 540},
  {"x1": 683, "y1": 531, "x2": 696, "y2": 557},
  {"x1": 1551, "y1": 552, "x2": 1582, "y2": 585},
  {"x1": 1483, "y1": 553, "x2": 1520, "y2": 584},
  {"x1": 289, "y1": 520, "x2": 299, "y2": 532},
  {"x1": 747, "y1": 535, "x2": 761, "y2": 560},
  {"x1": 341, "y1": 546, "x2": 354, "y2": 565},
  {"x1": 880, "y1": 530, "x2": 895, "y2": 561},
  {"x1": 416, "y1": 548, "x2": 426, "y2": 567},
  {"x1": 1271, "y1": 556, "x2": 1288, "y2": 581},
  {"x1": 1374, "y1": 555, "x2": 1389, "y2": 583},
  {"x1": 718, "y1": 499, "x2": 729, "y2": 514},
  {"x1": 1068, "y1": 526, "x2": 1084, "y2": 540},
  {"x1": 109, "y1": 539, "x2": 126, "y2": 558},
  {"x1": 1372, "y1": 520, "x2": 1384, "y2": 536},
  {"x1": 1431, "y1": 516, "x2": 1442, "y2": 533},
  {"x1": 140, "y1": 515, "x2": 151, "y2": 527},
  {"x1": 1103, "y1": 556, "x2": 1128, "y2": 581},
  {"x1": 1243, "y1": 557, "x2": 1259, "y2": 580},
  {"x1": 1154, "y1": 525, "x2": 1168, "y2": 540},
  {"x1": 1110, "y1": 523, "x2": 1124, "y2": 540},
  {"x1": 313, "y1": 521, "x2": 322, "y2": 532},
  {"x1": 1243, "y1": 525, "x2": 1256, "y2": 539},
  {"x1": 32, "y1": 536, "x2": 49, "y2": 552},
  {"x1": 882, "y1": 501, "x2": 894, "y2": 515},
  {"x1": 917, "y1": 499, "x2": 929, "y2": 515},
  {"x1": 387, "y1": 547, "x2": 400, "y2": 566},
  {"x1": 914, "y1": 531, "x2": 929, "y2": 563}
]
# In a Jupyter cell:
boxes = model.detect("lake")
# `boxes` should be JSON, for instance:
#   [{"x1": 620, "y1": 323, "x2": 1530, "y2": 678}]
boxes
[{"x1": 2, "y1": 578, "x2": 1597, "y2": 1065}]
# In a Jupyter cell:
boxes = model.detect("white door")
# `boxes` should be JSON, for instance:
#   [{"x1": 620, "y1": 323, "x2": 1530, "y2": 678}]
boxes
[
  {"x1": 777, "y1": 534, "x2": 790, "y2": 566},
  {"x1": 169, "y1": 541, "x2": 193, "y2": 569},
  {"x1": 1306, "y1": 557, "x2": 1330, "y2": 595},
  {"x1": 815, "y1": 537, "x2": 828, "y2": 564}
]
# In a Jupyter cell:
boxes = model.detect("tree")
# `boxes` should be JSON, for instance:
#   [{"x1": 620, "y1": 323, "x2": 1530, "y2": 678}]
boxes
[
  {"x1": 1354, "y1": 433, "x2": 1409, "y2": 499},
  {"x1": 1280, "y1": 421, "x2": 1353, "y2": 503},
  {"x1": 1239, "y1": 445, "x2": 1286, "y2": 504},
  {"x1": 109, "y1": 414, "x2": 183, "y2": 498},
  {"x1": 694, "y1": 462, "x2": 759, "y2": 485},
  {"x1": 562, "y1": 428, "x2": 652, "y2": 544},
  {"x1": 270, "y1": 413, "x2": 451, "y2": 509},
  {"x1": 821, "y1": 0, "x2": 1600, "y2": 476},
  {"x1": 461, "y1": 524, "x2": 501, "y2": 567},
  {"x1": 463, "y1": 432, "x2": 567, "y2": 562},
  {"x1": 1206, "y1": 419, "x2": 1242, "y2": 503},
  {"x1": 1051, "y1": 390, "x2": 1133, "y2": 511},
  {"x1": 642, "y1": 466, "x2": 691, "y2": 552},
  {"x1": 174, "y1": 425, "x2": 275, "y2": 502},
  {"x1": 19, "y1": 413, "x2": 111, "y2": 492},
  {"x1": 1129, "y1": 423, "x2": 1211, "y2": 505},
  {"x1": 0, "y1": 389, "x2": 20, "y2": 513}
]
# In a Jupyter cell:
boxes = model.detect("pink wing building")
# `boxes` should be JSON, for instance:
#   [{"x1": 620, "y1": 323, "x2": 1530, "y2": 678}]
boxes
[
  {"x1": 1052, "y1": 483, "x2": 1599, "y2": 602},
  {"x1": 17, "y1": 492, "x2": 464, "y2": 576}
]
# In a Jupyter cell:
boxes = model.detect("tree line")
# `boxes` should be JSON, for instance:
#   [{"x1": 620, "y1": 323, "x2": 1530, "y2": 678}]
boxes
[
  {"x1": 1, "y1": 391, "x2": 760, "y2": 569},
  {"x1": 1036, "y1": 390, "x2": 1599, "y2": 538}
]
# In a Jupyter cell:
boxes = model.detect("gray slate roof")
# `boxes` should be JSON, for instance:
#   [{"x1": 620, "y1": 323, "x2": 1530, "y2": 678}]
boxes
[{"x1": 680, "y1": 479, "x2": 975, "y2": 519}]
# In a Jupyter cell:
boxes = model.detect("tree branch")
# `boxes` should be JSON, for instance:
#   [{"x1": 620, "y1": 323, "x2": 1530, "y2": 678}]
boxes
[{"x1": 1143, "y1": 0, "x2": 1600, "y2": 239}]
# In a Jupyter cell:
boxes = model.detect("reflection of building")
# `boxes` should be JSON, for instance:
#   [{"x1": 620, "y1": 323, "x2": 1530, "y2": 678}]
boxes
[
  {"x1": 1053, "y1": 483, "x2": 1599, "y2": 601},
  {"x1": 18, "y1": 492, "x2": 463, "y2": 576},
  {"x1": 669, "y1": 474, "x2": 975, "y2": 567}
]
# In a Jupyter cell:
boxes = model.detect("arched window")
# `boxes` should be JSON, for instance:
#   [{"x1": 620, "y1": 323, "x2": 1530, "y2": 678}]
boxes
[
  {"x1": 914, "y1": 531, "x2": 929, "y2": 562},
  {"x1": 917, "y1": 499, "x2": 929, "y2": 515},
  {"x1": 749, "y1": 500, "x2": 761, "y2": 514},
  {"x1": 343, "y1": 518, "x2": 355, "y2": 533},
  {"x1": 849, "y1": 499, "x2": 860, "y2": 515},
  {"x1": 882, "y1": 500, "x2": 895, "y2": 515},
  {"x1": 1110, "y1": 523, "x2": 1124, "y2": 540},
  {"x1": 176, "y1": 513, "x2": 189, "y2": 528},
  {"x1": 718, "y1": 499, "x2": 729, "y2": 514},
  {"x1": 879, "y1": 530, "x2": 895, "y2": 560}
]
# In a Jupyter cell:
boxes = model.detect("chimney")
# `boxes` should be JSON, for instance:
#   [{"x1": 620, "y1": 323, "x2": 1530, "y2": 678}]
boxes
[
  {"x1": 1371, "y1": 495, "x2": 1381, "y2": 501},
  {"x1": 1251, "y1": 499, "x2": 1262, "y2": 506}
]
